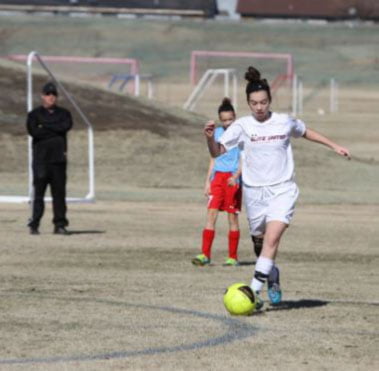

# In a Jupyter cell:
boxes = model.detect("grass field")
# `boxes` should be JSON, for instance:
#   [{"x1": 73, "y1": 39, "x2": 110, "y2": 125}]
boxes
[
  {"x1": 0, "y1": 201, "x2": 378, "y2": 370},
  {"x1": 0, "y1": 14, "x2": 378, "y2": 371}
]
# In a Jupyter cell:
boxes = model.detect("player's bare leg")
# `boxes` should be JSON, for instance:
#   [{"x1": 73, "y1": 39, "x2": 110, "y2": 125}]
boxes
[
  {"x1": 205, "y1": 208, "x2": 218, "y2": 230},
  {"x1": 250, "y1": 221, "x2": 287, "y2": 307},
  {"x1": 261, "y1": 221, "x2": 288, "y2": 260}
]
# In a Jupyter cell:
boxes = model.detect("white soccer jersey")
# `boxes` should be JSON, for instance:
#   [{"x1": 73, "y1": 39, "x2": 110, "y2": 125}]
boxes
[{"x1": 219, "y1": 112, "x2": 306, "y2": 187}]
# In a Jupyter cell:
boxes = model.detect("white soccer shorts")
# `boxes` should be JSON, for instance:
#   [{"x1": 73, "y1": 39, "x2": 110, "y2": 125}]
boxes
[{"x1": 243, "y1": 181, "x2": 299, "y2": 236}]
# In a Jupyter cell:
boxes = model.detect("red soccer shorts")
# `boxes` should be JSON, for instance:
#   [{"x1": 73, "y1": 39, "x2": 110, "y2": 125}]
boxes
[{"x1": 208, "y1": 172, "x2": 242, "y2": 213}]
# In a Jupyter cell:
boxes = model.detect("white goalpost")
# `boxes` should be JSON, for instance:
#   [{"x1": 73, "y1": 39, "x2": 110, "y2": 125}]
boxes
[
  {"x1": 0, "y1": 51, "x2": 95, "y2": 204},
  {"x1": 291, "y1": 76, "x2": 339, "y2": 116},
  {"x1": 188, "y1": 50, "x2": 295, "y2": 114},
  {"x1": 108, "y1": 73, "x2": 154, "y2": 99},
  {"x1": 183, "y1": 68, "x2": 238, "y2": 111},
  {"x1": 329, "y1": 78, "x2": 339, "y2": 113}
]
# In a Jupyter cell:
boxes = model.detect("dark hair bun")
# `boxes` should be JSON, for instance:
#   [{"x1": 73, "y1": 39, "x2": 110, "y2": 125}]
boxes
[
  {"x1": 218, "y1": 97, "x2": 235, "y2": 114},
  {"x1": 245, "y1": 66, "x2": 261, "y2": 83},
  {"x1": 221, "y1": 97, "x2": 232, "y2": 106},
  {"x1": 244, "y1": 66, "x2": 272, "y2": 102}
]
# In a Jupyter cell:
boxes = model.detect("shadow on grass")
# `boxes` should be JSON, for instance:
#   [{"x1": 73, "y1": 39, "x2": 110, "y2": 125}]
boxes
[
  {"x1": 67, "y1": 230, "x2": 106, "y2": 235},
  {"x1": 237, "y1": 260, "x2": 256, "y2": 266},
  {"x1": 266, "y1": 299, "x2": 329, "y2": 312}
]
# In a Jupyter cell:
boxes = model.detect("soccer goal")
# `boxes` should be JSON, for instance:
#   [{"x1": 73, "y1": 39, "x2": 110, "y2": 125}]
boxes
[
  {"x1": 108, "y1": 73, "x2": 154, "y2": 99},
  {"x1": 0, "y1": 51, "x2": 95, "y2": 203},
  {"x1": 190, "y1": 50, "x2": 294, "y2": 86},
  {"x1": 183, "y1": 68, "x2": 237, "y2": 111},
  {"x1": 7, "y1": 54, "x2": 140, "y2": 94},
  {"x1": 189, "y1": 50, "x2": 294, "y2": 113}
]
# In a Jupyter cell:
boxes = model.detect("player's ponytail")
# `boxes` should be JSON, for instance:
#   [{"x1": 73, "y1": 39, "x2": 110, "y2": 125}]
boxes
[
  {"x1": 245, "y1": 66, "x2": 272, "y2": 102},
  {"x1": 218, "y1": 97, "x2": 235, "y2": 115}
]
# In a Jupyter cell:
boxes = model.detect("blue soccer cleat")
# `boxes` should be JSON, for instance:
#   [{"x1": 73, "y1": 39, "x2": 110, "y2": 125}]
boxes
[{"x1": 267, "y1": 265, "x2": 282, "y2": 305}]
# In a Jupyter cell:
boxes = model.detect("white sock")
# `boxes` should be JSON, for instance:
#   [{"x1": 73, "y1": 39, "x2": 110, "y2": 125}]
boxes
[{"x1": 251, "y1": 256, "x2": 274, "y2": 293}]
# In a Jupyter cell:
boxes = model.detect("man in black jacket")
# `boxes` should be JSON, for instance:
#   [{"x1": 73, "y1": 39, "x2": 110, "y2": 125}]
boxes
[{"x1": 27, "y1": 82, "x2": 73, "y2": 235}]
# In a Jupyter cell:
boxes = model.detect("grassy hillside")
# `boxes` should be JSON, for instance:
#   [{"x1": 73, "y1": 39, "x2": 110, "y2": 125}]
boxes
[
  {"x1": 0, "y1": 17, "x2": 378, "y2": 204},
  {"x1": 0, "y1": 62, "x2": 378, "y2": 205},
  {"x1": 0, "y1": 15, "x2": 378, "y2": 85},
  {"x1": 0, "y1": 63, "x2": 209, "y2": 199}
]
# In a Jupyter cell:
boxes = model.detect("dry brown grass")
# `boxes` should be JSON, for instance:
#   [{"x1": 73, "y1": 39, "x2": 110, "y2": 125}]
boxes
[
  {"x1": 0, "y1": 96, "x2": 378, "y2": 369},
  {"x1": 0, "y1": 16, "x2": 378, "y2": 370},
  {"x1": 0, "y1": 200, "x2": 378, "y2": 370}
]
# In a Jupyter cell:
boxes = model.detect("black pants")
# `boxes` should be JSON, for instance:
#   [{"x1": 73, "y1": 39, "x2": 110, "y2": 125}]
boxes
[{"x1": 28, "y1": 162, "x2": 68, "y2": 229}]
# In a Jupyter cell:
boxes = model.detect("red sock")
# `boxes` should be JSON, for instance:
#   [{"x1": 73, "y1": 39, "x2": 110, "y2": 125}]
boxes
[
  {"x1": 228, "y1": 230, "x2": 240, "y2": 260},
  {"x1": 201, "y1": 229, "x2": 215, "y2": 258}
]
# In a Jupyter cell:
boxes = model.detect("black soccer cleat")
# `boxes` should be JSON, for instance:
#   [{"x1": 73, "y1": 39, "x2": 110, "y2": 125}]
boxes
[
  {"x1": 54, "y1": 226, "x2": 70, "y2": 235},
  {"x1": 29, "y1": 227, "x2": 40, "y2": 235}
]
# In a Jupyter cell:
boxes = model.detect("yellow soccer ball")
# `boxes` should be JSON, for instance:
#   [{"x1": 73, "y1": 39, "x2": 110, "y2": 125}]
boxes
[{"x1": 223, "y1": 282, "x2": 256, "y2": 316}]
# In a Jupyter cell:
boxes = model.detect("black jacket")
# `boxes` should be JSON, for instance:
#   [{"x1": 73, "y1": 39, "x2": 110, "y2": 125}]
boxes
[{"x1": 26, "y1": 105, "x2": 73, "y2": 164}]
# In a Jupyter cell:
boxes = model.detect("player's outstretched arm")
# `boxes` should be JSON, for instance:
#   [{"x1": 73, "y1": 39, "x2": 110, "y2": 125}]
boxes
[
  {"x1": 303, "y1": 128, "x2": 351, "y2": 159},
  {"x1": 204, "y1": 120, "x2": 226, "y2": 158}
]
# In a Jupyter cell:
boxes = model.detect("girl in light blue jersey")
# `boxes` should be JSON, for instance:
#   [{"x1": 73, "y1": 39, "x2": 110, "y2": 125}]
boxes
[{"x1": 192, "y1": 98, "x2": 242, "y2": 267}]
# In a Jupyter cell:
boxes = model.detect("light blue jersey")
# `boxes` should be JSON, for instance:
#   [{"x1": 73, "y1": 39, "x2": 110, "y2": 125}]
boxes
[{"x1": 213, "y1": 126, "x2": 240, "y2": 175}]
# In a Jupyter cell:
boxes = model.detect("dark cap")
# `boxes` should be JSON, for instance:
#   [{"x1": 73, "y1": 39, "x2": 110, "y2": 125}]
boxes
[{"x1": 42, "y1": 82, "x2": 58, "y2": 96}]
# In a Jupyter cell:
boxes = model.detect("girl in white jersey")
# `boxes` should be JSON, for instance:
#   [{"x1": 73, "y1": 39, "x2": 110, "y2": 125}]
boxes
[{"x1": 204, "y1": 66, "x2": 350, "y2": 309}]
